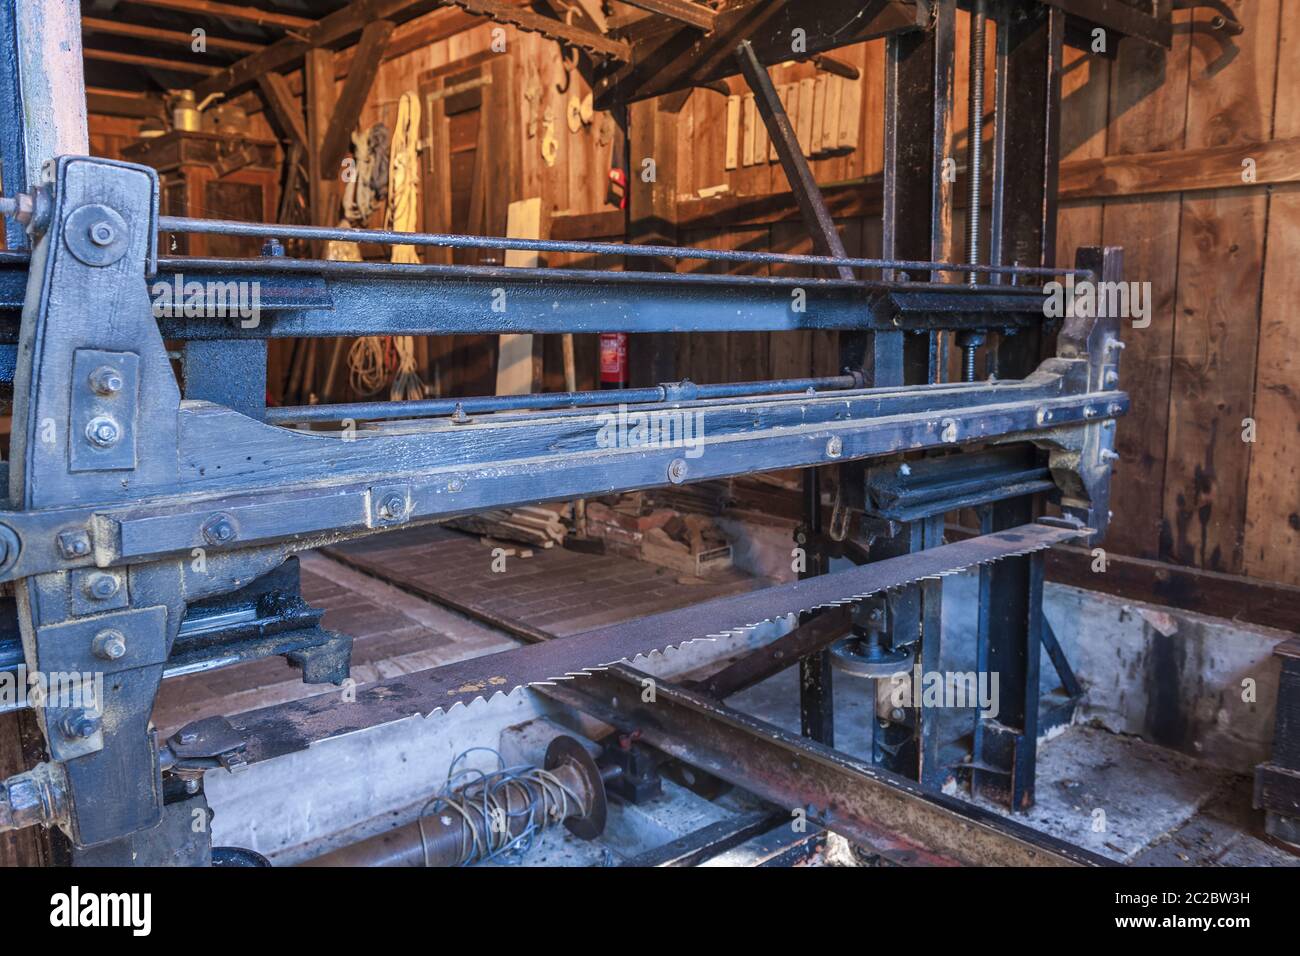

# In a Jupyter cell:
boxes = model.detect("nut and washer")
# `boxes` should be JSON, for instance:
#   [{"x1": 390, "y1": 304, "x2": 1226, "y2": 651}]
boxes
[
  {"x1": 91, "y1": 629, "x2": 127, "y2": 662},
  {"x1": 60, "y1": 710, "x2": 101, "y2": 740},
  {"x1": 667, "y1": 458, "x2": 688, "y2": 484},
  {"x1": 83, "y1": 572, "x2": 120, "y2": 602},
  {"x1": 88, "y1": 220, "x2": 116, "y2": 246},
  {"x1": 85, "y1": 415, "x2": 122, "y2": 448},
  {"x1": 201, "y1": 513, "x2": 237, "y2": 545},
  {"x1": 377, "y1": 493, "x2": 407, "y2": 520},
  {"x1": 88, "y1": 365, "x2": 124, "y2": 396}
]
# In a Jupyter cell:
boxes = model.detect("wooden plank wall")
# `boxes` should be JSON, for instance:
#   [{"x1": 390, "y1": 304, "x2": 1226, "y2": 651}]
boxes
[{"x1": 658, "y1": 3, "x2": 1300, "y2": 595}]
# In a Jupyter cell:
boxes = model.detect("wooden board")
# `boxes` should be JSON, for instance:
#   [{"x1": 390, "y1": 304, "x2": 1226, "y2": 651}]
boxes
[{"x1": 496, "y1": 196, "x2": 542, "y2": 395}]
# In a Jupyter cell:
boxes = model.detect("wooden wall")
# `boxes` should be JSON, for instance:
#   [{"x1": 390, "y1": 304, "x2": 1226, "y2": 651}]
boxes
[
  {"x1": 638, "y1": 3, "x2": 1300, "y2": 597},
  {"x1": 1053, "y1": 1, "x2": 1295, "y2": 589}
]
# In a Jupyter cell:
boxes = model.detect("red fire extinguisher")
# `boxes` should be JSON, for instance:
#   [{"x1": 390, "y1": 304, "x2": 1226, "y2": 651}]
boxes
[{"x1": 599, "y1": 332, "x2": 627, "y2": 390}]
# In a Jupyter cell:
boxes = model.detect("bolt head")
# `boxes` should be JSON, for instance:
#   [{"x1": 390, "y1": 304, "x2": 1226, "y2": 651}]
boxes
[
  {"x1": 88, "y1": 365, "x2": 124, "y2": 396},
  {"x1": 84, "y1": 572, "x2": 119, "y2": 601},
  {"x1": 61, "y1": 710, "x2": 101, "y2": 740},
  {"x1": 85, "y1": 415, "x2": 121, "y2": 448},
  {"x1": 57, "y1": 530, "x2": 91, "y2": 559},
  {"x1": 201, "y1": 514, "x2": 236, "y2": 545},
  {"x1": 92, "y1": 628, "x2": 127, "y2": 661},
  {"x1": 667, "y1": 458, "x2": 688, "y2": 484},
  {"x1": 378, "y1": 493, "x2": 406, "y2": 519},
  {"x1": 88, "y1": 220, "x2": 116, "y2": 246}
]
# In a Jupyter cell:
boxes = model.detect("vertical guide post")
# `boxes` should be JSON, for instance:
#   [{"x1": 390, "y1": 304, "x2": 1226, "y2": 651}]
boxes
[
  {"x1": 736, "y1": 39, "x2": 854, "y2": 745},
  {"x1": 871, "y1": 1, "x2": 956, "y2": 786},
  {"x1": 0, "y1": 0, "x2": 88, "y2": 249},
  {"x1": 971, "y1": 3, "x2": 1065, "y2": 812}
]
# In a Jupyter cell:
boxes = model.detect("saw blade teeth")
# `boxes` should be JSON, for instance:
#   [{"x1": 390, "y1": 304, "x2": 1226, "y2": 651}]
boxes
[{"x1": 401, "y1": 527, "x2": 1083, "y2": 723}]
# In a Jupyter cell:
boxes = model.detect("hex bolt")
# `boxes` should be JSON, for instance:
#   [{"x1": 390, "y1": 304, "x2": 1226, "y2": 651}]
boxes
[
  {"x1": 85, "y1": 415, "x2": 122, "y2": 448},
  {"x1": 667, "y1": 458, "x2": 688, "y2": 484},
  {"x1": 378, "y1": 493, "x2": 406, "y2": 520},
  {"x1": 260, "y1": 237, "x2": 285, "y2": 257},
  {"x1": 825, "y1": 436, "x2": 843, "y2": 459},
  {"x1": 91, "y1": 628, "x2": 127, "y2": 662},
  {"x1": 88, "y1": 220, "x2": 116, "y2": 247},
  {"x1": 1104, "y1": 370, "x2": 1119, "y2": 388},
  {"x1": 88, "y1": 365, "x2": 124, "y2": 396},
  {"x1": 60, "y1": 710, "x2": 101, "y2": 740},
  {"x1": 201, "y1": 514, "x2": 236, "y2": 545},
  {"x1": 83, "y1": 572, "x2": 119, "y2": 602}
]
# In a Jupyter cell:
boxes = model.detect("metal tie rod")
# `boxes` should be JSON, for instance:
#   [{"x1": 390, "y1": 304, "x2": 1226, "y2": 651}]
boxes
[
  {"x1": 265, "y1": 374, "x2": 861, "y2": 424},
  {"x1": 156, "y1": 215, "x2": 1091, "y2": 280}
]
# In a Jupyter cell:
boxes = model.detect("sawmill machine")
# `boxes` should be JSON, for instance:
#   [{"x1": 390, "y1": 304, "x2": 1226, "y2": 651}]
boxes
[{"x1": 0, "y1": 0, "x2": 1180, "y2": 865}]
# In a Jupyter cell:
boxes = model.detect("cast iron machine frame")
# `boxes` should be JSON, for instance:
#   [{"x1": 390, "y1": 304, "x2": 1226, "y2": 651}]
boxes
[{"x1": 0, "y1": 0, "x2": 1160, "y2": 866}]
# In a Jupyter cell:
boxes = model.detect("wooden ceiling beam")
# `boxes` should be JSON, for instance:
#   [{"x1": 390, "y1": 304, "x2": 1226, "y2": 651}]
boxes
[
  {"x1": 194, "y1": 0, "x2": 433, "y2": 98},
  {"x1": 84, "y1": 47, "x2": 220, "y2": 76},
  {"x1": 595, "y1": 0, "x2": 922, "y2": 107},
  {"x1": 82, "y1": 16, "x2": 264, "y2": 55},
  {"x1": 255, "y1": 70, "x2": 308, "y2": 150},
  {"x1": 318, "y1": 20, "x2": 395, "y2": 170},
  {"x1": 617, "y1": 0, "x2": 716, "y2": 32},
  {"x1": 451, "y1": 0, "x2": 630, "y2": 58},
  {"x1": 85, "y1": 87, "x2": 167, "y2": 120},
  {"x1": 119, "y1": 0, "x2": 316, "y2": 32}
]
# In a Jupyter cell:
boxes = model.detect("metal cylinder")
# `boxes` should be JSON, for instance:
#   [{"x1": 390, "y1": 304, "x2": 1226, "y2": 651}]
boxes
[
  {"x1": 966, "y1": 0, "x2": 989, "y2": 285},
  {"x1": 302, "y1": 737, "x2": 607, "y2": 867}
]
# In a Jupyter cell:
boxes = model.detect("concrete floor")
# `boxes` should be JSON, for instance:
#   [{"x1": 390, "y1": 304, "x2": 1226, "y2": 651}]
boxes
[
  {"x1": 722, "y1": 568, "x2": 1296, "y2": 866},
  {"x1": 184, "y1": 537, "x2": 1295, "y2": 867}
]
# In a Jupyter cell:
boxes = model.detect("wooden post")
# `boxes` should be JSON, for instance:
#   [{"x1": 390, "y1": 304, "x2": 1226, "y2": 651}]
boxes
[{"x1": 627, "y1": 99, "x2": 679, "y2": 386}]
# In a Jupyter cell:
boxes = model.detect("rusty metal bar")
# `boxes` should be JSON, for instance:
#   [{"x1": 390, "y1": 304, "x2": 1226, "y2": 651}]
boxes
[{"x1": 540, "y1": 667, "x2": 1111, "y2": 867}]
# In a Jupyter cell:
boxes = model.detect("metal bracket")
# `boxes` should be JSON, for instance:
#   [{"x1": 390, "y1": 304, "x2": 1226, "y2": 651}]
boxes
[{"x1": 69, "y1": 349, "x2": 140, "y2": 473}]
